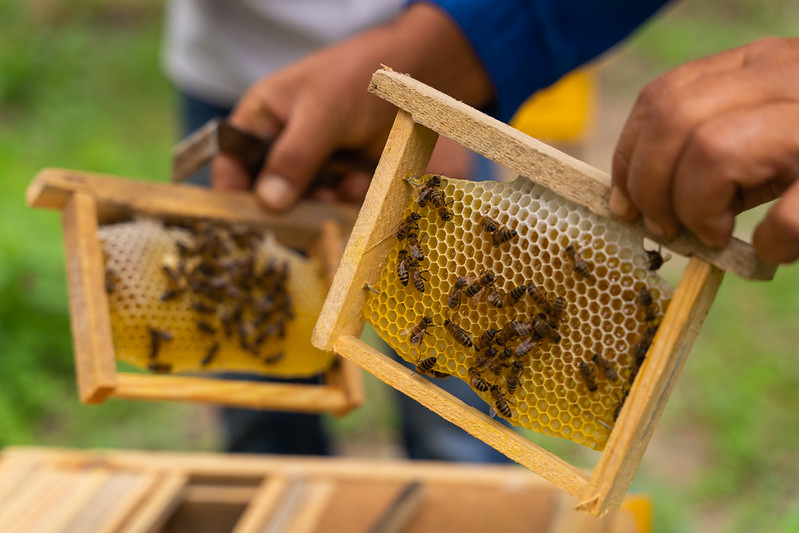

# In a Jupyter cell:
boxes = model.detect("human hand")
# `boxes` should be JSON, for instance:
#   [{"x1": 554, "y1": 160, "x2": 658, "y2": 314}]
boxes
[
  {"x1": 211, "y1": 3, "x2": 492, "y2": 211},
  {"x1": 610, "y1": 37, "x2": 799, "y2": 265}
]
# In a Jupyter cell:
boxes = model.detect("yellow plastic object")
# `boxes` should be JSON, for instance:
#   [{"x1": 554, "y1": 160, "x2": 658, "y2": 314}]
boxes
[
  {"x1": 100, "y1": 218, "x2": 334, "y2": 377},
  {"x1": 510, "y1": 69, "x2": 595, "y2": 142},
  {"x1": 364, "y1": 176, "x2": 671, "y2": 451}
]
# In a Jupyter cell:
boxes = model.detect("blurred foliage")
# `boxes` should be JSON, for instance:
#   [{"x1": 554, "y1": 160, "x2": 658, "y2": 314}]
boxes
[{"x1": 1, "y1": 1, "x2": 798, "y2": 532}]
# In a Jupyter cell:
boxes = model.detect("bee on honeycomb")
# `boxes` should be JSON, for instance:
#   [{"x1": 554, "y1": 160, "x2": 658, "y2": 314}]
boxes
[
  {"x1": 99, "y1": 217, "x2": 334, "y2": 377},
  {"x1": 364, "y1": 175, "x2": 672, "y2": 451}
]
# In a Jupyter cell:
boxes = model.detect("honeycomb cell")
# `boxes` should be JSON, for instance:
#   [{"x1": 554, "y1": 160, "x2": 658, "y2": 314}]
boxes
[{"x1": 364, "y1": 175, "x2": 672, "y2": 451}]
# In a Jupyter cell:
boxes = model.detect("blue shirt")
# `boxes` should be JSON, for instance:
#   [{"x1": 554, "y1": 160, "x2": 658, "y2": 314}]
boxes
[{"x1": 417, "y1": 0, "x2": 670, "y2": 121}]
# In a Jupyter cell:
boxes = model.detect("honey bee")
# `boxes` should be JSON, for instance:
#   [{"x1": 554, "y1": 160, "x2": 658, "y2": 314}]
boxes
[
  {"x1": 468, "y1": 369, "x2": 489, "y2": 392},
  {"x1": 406, "y1": 233, "x2": 425, "y2": 262},
  {"x1": 415, "y1": 355, "x2": 438, "y2": 374},
  {"x1": 162, "y1": 264, "x2": 183, "y2": 286},
  {"x1": 104, "y1": 268, "x2": 116, "y2": 294},
  {"x1": 639, "y1": 287, "x2": 653, "y2": 308},
  {"x1": 447, "y1": 277, "x2": 468, "y2": 310},
  {"x1": 565, "y1": 245, "x2": 592, "y2": 279},
  {"x1": 160, "y1": 288, "x2": 185, "y2": 302},
  {"x1": 464, "y1": 271, "x2": 495, "y2": 298},
  {"x1": 264, "y1": 352, "x2": 285, "y2": 365},
  {"x1": 406, "y1": 316, "x2": 434, "y2": 345},
  {"x1": 496, "y1": 320, "x2": 525, "y2": 345},
  {"x1": 613, "y1": 390, "x2": 630, "y2": 421},
  {"x1": 486, "y1": 288, "x2": 505, "y2": 308},
  {"x1": 632, "y1": 332, "x2": 654, "y2": 367},
  {"x1": 549, "y1": 296, "x2": 566, "y2": 324},
  {"x1": 577, "y1": 360, "x2": 598, "y2": 392},
  {"x1": 533, "y1": 314, "x2": 560, "y2": 342},
  {"x1": 147, "y1": 362, "x2": 173, "y2": 373},
  {"x1": 148, "y1": 327, "x2": 173, "y2": 360},
  {"x1": 514, "y1": 336, "x2": 539, "y2": 357},
  {"x1": 201, "y1": 342, "x2": 219, "y2": 367},
  {"x1": 644, "y1": 245, "x2": 671, "y2": 271},
  {"x1": 396, "y1": 213, "x2": 422, "y2": 241},
  {"x1": 504, "y1": 284, "x2": 527, "y2": 307},
  {"x1": 191, "y1": 301, "x2": 215, "y2": 314},
  {"x1": 429, "y1": 189, "x2": 453, "y2": 221},
  {"x1": 478, "y1": 215, "x2": 499, "y2": 233},
  {"x1": 490, "y1": 385, "x2": 512, "y2": 418},
  {"x1": 473, "y1": 345, "x2": 498, "y2": 371},
  {"x1": 397, "y1": 250, "x2": 410, "y2": 287},
  {"x1": 408, "y1": 261, "x2": 428, "y2": 293},
  {"x1": 491, "y1": 227, "x2": 518, "y2": 247},
  {"x1": 474, "y1": 328, "x2": 499, "y2": 352},
  {"x1": 527, "y1": 284, "x2": 550, "y2": 313},
  {"x1": 415, "y1": 174, "x2": 442, "y2": 207},
  {"x1": 487, "y1": 348, "x2": 513, "y2": 375},
  {"x1": 444, "y1": 319, "x2": 473, "y2": 347},
  {"x1": 196, "y1": 320, "x2": 216, "y2": 335},
  {"x1": 592, "y1": 353, "x2": 619, "y2": 382},
  {"x1": 506, "y1": 361, "x2": 524, "y2": 394}
]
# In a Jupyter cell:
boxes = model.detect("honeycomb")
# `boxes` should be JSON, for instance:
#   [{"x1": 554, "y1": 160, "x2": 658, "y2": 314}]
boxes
[
  {"x1": 100, "y1": 218, "x2": 334, "y2": 377},
  {"x1": 364, "y1": 175, "x2": 672, "y2": 451}
]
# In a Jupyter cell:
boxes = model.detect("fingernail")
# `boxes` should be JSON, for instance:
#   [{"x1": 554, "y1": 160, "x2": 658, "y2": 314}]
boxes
[
  {"x1": 609, "y1": 187, "x2": 633, "y2": 218},
  {"x1": 644, "y1": 218, "x2": 665, "y2": 237},
  {"x1": 256, "y1": 175, "x2": 294, "y2": 210}
]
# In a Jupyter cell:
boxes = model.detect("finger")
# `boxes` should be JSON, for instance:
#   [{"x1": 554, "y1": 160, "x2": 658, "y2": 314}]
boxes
[
  {"x1": 625, "y1": 59, "x2": 794, "y2": 238},
  {"x1": 753, "y1": 180, "x2": 799, "y2": 265},
  {"x1": 611, "y1": 46, "x2": 748, "y2": 219},
  {"x1": 254, "y1": 100, "x2": 342, "y2": 211},
  {"x1": 672, "y1": 102, "x2": 799, "y2": 248},
  {"x1": 210, "y1": 154, "x2": 252, "y2": 190},
  {"x1": 211, "y1": 86, "x2": 283, "y2": 191},
  {"x1": 336, "y1": 171, "x2": 372, "y2": 204}
]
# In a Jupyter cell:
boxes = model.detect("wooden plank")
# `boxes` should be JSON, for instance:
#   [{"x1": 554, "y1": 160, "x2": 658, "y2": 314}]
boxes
[
  {"x1": 232, "y1": 476, "x2": 289, "y2": 533},
  {"x1": 61, "y1": 191, "x2": 117, "y2": 403},
  {"x1": 331, "y1": 334, "x2": 590, "y2": 498},
  {"x1": 62, "y1": 470, "x2": 161, "y2": 533},
  {"x1": 315, "y1": 219, "x2": 345, "y2": 288},
  {"x1": 113, "y1": 373, "x2": 350, "y2": 413},
  {"x1": 0, "y1": 453, "x2": 43, "y2": 502},
  {"x1": 284, "y1": 480, "x2": 336, "y2": 533},
  {"x1": 9, "y1": 468, "x2": 110, "y2": 533},
  {"x1": 368, "y1": 68, "x2": 775, "y2": 281},
  {"x1": 183, "y1": 485, "x2": 259, "y2": 506},
  {"x1": 578, "y1": 258, "x2": 725, "y2": 515},
  {"x1": 119, "y1": 472, "x2": 187, "y2": 533},
  {"x1": 312, "y1": 111, "x2": 438, "y2": 350},
  {"x1": 0, "y1": 469, "x2": 68, "y2": 529},
  {"x1": 1, "y1": 447, "x2": 550, "y2": 488},
  {"x1": 28, "y1": 168, "x2": 359, "y2": 250},
  {"x1": 325, "y1": 358, "x2": 367, "y2": 415}
]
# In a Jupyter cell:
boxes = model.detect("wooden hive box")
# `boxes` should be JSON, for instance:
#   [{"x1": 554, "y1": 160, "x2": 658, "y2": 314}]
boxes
[
  {"x1": 312, "y1": 68, "x2": 775, "y2": 515},
  {"x1": 0, "y1": 446, "x2": 653, "y2": 533},
  {"x1": 26, "y1": 170, "x2": 364, "y2": 415}
]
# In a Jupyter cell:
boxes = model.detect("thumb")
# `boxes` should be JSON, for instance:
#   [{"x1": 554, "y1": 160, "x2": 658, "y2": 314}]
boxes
[{"x1": 255, "y1": 103, "x2": 340, "y2": 211}]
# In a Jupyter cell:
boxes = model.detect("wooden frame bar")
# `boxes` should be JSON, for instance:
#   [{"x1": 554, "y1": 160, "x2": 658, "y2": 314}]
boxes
[
  {"x1": 28, "y1": 170, "x2": 364, "y2": 414},
  {"x1": 313, "y1": 69, "x2": 729, "y2": 515}
]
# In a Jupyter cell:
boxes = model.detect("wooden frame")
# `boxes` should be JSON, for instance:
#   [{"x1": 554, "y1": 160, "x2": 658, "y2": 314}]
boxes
[
  {"x1": 27, "y1": 169, "x2": 364, "y2": 415},
  {"x1": 312, "y1": 68, "x2": 736, "y2": 515},
  {"x1": 0, "y1": 446, "x2": 652, "y2": 532}
]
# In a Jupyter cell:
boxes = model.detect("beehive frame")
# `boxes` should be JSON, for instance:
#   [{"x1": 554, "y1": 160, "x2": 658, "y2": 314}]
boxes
[
  {"x1": 27, "y1": 169, "x2": 364, "y2": 415},
  {"x1": 313, "y1": 68, "x2": 774, "y2": 515}
]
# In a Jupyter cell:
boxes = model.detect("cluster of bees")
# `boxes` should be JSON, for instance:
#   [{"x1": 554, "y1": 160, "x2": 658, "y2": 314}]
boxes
[
  {"x1": 106, "y1": 220, "x2": 293, "y2": 373},
  {"x1": 370, "y1": 173, "x2": 670, "y2": 437}
]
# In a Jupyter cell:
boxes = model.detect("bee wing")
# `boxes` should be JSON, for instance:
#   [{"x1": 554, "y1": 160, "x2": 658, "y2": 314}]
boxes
[{"x1": 489, "y1": 406, "x2": 498, "y2": 418}]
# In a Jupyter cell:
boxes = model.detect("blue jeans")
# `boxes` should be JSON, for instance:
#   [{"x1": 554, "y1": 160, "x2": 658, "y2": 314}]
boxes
[{"x1": 179, "y1": 90, "x2": 510, "y2": 463}]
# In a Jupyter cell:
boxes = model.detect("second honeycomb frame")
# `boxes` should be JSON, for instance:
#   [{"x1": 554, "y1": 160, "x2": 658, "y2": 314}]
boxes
[
  {"x1": 27, "y1": 169, "x2": 364, "y2": 415},
  {"x1": 311, "y1": 68, "x2": 756, "y2": 515}
]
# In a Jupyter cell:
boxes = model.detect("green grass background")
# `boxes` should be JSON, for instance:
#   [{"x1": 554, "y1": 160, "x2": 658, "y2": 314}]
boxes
[{"x1": 1, "y1": 1, "x2": 798, "y2": 531}]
